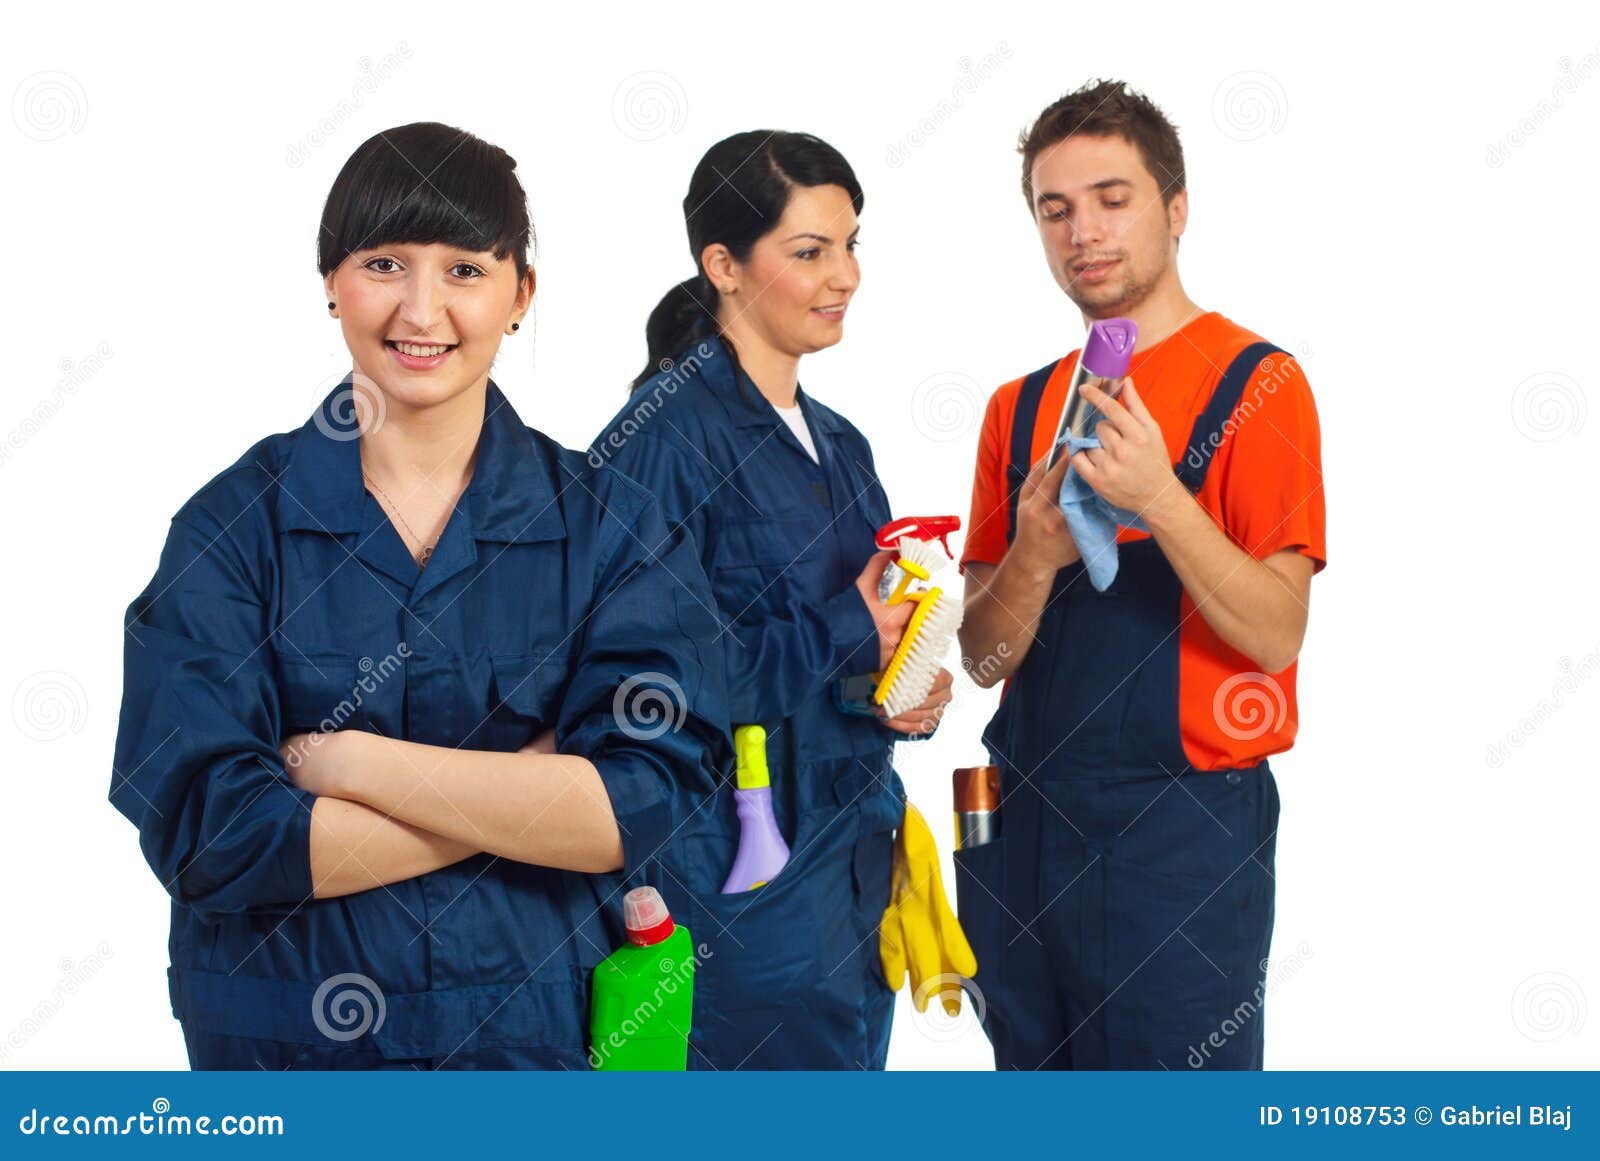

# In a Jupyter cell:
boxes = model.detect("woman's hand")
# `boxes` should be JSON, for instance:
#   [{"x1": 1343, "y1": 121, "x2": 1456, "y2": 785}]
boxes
[
  {"x1": 855, "y1": 550, "x2": 916, "y2": 670},
  {"x1": 879, "y1": 667, "x2": 954, "y2": 736},
  {"x1": 281, "y1": 730, "x2": 363, "y2": 798}
]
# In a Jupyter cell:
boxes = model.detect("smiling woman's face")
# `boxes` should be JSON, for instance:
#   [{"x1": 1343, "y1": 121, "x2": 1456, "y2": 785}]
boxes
[
  {"x1": 712, "y1": 183, "x2": 860, "y2": 359},
  {"x1": 323, "y1": 242, "x2": 533, "y2": 409}
]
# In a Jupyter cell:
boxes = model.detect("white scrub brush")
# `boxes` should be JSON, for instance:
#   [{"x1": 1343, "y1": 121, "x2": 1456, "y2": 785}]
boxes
[{"x1": 871, "y1": 517, "x2": 964, "y2": 719}]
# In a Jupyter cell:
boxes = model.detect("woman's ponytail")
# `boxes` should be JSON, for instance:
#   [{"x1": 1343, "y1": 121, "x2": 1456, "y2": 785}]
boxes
[{"x1": 631, "y1": 273, "x2": 719, "y2": 391}]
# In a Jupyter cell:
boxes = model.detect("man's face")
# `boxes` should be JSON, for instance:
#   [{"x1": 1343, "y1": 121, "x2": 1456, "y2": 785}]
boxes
[{"x1": 1030, "y1": 133, "x2": 1186, "y2": 317}]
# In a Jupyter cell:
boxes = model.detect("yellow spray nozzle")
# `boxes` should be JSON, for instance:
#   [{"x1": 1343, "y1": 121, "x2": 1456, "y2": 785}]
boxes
[
  {"x1": 733, "y1": 724, "x2": 770, "y2": 790},
  {"x1": 886, "y1": 557, "x2": 930, "y2": 606}
]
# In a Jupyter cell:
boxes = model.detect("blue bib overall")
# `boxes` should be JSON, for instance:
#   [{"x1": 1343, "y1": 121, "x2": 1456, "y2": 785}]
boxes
[{"x1": 957, "y1": 343, "x2": 1285, "y2": 1070}]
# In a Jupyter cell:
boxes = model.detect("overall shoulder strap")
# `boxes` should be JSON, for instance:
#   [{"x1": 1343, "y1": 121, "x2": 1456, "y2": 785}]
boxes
[
  {"x1": 1173, "y1": 341, "x2": 1288, "y2": 495},
  {"x1": 1005, "y1": 357, "x2": 1066, "y2": 545}
]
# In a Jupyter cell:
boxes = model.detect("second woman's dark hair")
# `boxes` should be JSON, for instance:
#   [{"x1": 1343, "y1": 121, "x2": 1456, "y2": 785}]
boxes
[{"x1": 632, "y1": 130, "x2": 863, "y2": 391}]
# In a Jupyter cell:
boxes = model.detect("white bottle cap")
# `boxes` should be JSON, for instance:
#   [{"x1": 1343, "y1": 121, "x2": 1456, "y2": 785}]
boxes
[{"x1": 622, "y1": 886, "x2": 674, "y2": 946}]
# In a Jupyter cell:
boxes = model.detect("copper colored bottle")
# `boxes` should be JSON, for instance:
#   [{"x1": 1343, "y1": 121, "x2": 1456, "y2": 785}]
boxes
[{"x1": 953, "y1": 765, "x2": 1000, "y2": 849}]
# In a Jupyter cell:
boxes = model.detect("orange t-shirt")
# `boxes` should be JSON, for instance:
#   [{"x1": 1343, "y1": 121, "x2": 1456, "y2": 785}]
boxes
[{"x1": 961, "y1": 311, "x2": 1327, "y2": 770}]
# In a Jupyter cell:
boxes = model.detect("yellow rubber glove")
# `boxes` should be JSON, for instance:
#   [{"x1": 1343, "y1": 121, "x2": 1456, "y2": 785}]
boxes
[{"x1": 880, "y1": 802, "x2": 978, "y2": 1016}]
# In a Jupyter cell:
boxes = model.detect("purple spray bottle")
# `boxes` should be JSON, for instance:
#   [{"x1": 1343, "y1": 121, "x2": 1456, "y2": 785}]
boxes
[
  {"x1": 1047, "y1": 317, "x2": 1139, "y2": 466},
  {"x1": 721, "y1": 724, "x2": 790, "y2": 893}
]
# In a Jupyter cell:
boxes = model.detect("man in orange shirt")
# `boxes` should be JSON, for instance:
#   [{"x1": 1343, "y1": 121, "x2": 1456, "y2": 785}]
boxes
[{"x1": 956, "y1": 79, "x2": 1326, "y2": 1069}]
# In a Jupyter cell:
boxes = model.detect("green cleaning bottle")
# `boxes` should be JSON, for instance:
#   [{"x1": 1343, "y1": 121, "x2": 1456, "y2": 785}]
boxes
[{"x1": 588, "y1": 886, "x2": 695, "y2": 1070}]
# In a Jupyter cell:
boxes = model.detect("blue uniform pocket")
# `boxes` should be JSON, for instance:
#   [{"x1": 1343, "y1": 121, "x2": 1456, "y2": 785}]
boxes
[
  {"x1": 711, "y1": 517, "x2": 820, "y2": 621},
  {"x1": 952, "y1": 835, "x2": 1007, "y2": 994},
  {"x1": 1060, "y1": 769, "x2": 1275, "y2": 1068},
  {"x1": 485, "y1": 651, "x2": 572, "y2": 750},
  {"x1": 671, "y1": 796, "x2": 881, "y2": 1069},
  {"x1": 276, "y1": 653, "x2": 362, "y2": 734},
  {"x1": 1102, "y1": 855, "x2": 1263, "y2": 1066}
]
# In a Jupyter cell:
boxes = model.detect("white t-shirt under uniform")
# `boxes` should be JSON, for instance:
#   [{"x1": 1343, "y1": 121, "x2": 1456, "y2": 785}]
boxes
[{"x1": 773, "y1": 402, "x2": 819, "y2": 462}]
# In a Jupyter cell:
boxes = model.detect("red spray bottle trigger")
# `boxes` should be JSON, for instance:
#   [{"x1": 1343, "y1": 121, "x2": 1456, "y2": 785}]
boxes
[{"x1": 874, "y1": 515, "x2": 961, "y2": 558}]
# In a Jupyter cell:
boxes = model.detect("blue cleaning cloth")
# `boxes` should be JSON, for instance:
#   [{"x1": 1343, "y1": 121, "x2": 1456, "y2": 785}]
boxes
[{"x1": 1056, "y1": 432, "x2": 1147, "y2": 591}]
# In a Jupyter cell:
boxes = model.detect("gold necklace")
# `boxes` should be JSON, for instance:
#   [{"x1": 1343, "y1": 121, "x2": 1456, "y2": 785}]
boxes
[{"x1": 363, "y1": 473, "x2": 438, "y2": 567}]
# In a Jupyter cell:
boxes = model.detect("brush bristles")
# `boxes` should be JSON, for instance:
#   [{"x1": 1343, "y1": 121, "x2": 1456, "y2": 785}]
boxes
[
  {"x1": 880, "y1": 592, "x2": 963, "y2": 717},
  {"x1": 895, "y1": 535, "x2": 948, "y2": 576}
]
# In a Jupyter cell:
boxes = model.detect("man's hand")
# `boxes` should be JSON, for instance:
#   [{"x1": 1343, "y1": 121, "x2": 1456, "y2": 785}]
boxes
[
  {"x1": 1069, "y1": 378, "x2": 1181, "y2": 517},
  {"x1": 879, "y1": 667, "x2": 953, "y2": 736},
  {"x1": 1012, "y1": 449, "x2": 1081, "y2": 576}
]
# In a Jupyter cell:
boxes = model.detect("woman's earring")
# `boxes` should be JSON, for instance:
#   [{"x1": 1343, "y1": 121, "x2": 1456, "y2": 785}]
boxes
[
  {"x1": 510, "y1": 322, "x2": 520, "y2": 332},
  {"x1": 327, "y1": 301, "x2": 336, "y2": 312}
]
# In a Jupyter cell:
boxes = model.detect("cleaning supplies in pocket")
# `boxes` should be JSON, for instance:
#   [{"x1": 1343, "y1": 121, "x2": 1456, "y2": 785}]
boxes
[
  {"x1": 953, "y1": 765, "x2": 1000, "y2": 849},
  {"x1": 721, "y1": 724, "x2": 790, "y2": 893},
  {"x1": 589, "y1": 886, "x2": 695, "y2": 1071}
]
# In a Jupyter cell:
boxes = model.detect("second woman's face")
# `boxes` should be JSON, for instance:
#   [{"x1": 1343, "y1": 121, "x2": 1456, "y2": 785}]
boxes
[
  {"x1": 324, "y1": 242, "x2": 532, "y2": 410},
  {"x1": 721, "y1": 183, "x2": 860, "y2": 358}
]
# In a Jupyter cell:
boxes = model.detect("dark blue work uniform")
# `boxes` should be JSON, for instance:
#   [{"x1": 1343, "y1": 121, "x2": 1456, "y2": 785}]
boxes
[
  {"x1": 957, "y1": 344, "x2": 1285, "y2": 1070},
  {"x1": 110, "y1": 377, "x2": 727, "y2": 1070},
  {"x1": 593, "y1": 337, "x2": 906, "y2": 1070}
]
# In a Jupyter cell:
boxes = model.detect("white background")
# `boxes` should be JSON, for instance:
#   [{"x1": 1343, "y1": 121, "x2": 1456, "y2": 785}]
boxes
[{"x1": 3, "y1": 0, "x2": 1596, "y2": 1070}]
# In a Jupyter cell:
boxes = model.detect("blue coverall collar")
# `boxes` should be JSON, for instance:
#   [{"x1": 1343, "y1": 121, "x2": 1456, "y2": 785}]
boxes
[
  {"x1": 275, "y1": 374, "x2": 565, "y2": 545},
  {"x1": 696, "y1": 336, "x2": 845, "y2": 436}
]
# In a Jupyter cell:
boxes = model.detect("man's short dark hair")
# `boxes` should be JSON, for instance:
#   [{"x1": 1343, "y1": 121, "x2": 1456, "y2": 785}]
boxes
[{"x1": 1019, "y1": 79, "x2": 1186, "y2": 211}]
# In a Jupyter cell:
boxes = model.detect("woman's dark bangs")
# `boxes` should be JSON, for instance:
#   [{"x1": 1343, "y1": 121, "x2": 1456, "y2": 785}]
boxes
[{"x1": 319, "y1": 124, "x2": 529, "y2": 276}]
